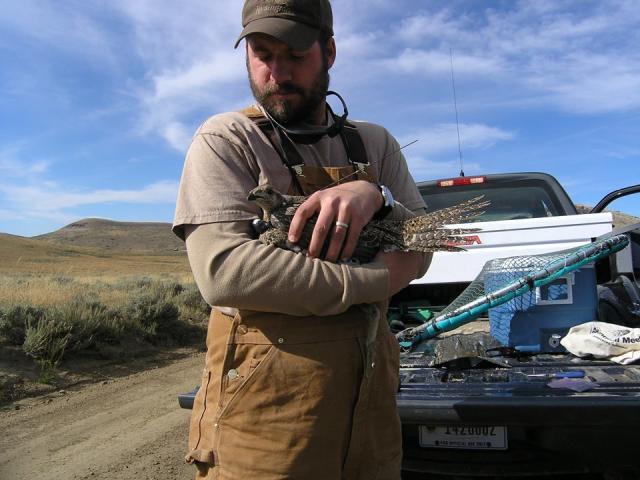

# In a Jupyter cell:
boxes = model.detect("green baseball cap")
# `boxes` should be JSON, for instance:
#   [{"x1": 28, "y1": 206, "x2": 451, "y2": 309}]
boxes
[{"x1": 235, "y1": 0, "x2": 333, "y2": 51}]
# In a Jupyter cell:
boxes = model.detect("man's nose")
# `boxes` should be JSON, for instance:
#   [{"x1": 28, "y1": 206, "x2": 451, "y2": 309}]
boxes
[{"x1": 269, "y1": 59, "x2": 292, "y2": 83}]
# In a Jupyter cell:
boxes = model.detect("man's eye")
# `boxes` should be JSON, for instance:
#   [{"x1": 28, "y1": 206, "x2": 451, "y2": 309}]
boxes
[{"x1": 290, "y1": 53, "x2": 305, "y2": 61}]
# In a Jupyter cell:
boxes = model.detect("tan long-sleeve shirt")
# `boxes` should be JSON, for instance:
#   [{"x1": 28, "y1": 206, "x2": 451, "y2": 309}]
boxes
[{"x1": 173, "y1": 109, "x2": 428, "y2": 316}]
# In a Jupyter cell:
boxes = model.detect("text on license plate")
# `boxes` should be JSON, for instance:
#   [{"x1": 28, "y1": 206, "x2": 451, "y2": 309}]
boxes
[{"x1": 419, "y1": 425, "x2": 508, "y2": 450}]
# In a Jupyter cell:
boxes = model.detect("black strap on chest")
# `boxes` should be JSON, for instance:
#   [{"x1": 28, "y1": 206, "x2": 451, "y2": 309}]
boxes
[{"x1": 244, "y1": 106, "x2": 369, "y2": 193}]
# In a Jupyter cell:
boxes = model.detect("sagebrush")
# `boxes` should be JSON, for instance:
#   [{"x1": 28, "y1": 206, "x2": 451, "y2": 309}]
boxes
[{"x1": 0, "y1": 275, "x2": 210, "y2": 366}]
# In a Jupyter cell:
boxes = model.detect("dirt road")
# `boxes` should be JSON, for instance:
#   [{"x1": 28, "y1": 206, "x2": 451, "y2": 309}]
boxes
[{"x1": 0, "y1": 351, "x2": 204, "y2": 480}]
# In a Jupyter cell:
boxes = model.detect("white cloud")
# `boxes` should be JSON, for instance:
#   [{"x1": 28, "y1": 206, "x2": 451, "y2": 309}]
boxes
[
  {"x1": 382, "y1": 49, "x2": 502, "y2": 77},
  {"x1": 1, "y1": 181, "x2": 179, "y2": 221},
  {"x1": 0, "y1": 1, "x2": 127, "y2": 71},
  {"x1": 0, "y1": 146, "x2": 51, "y2": 178},
  {"x1": 370, "y1": 0, "x2": 640, "y2": 115},
  {"x1": 405, "y1": 156, "x2": 483, "y2": 181},
  {"x1": 525, "y1": 52, "x2": 640, "y2": 113},
  {"x1": 0, "y1": 158, "x2": 50, "y2": 177},
  {"x1": 397, "y1": 122, "x2": 512, "y2": 182},
  {"x1": 162, "y1": 122, "x2": 194, "y2": 152},
  {"x1": 107, "y1": 1, "x2": 249, "y2": 150},
  {"x1": 152, "y1": 51, "x2": 245, "y2": 101},
  {"x1": 395, "y1": 10, "x2": 471, "y2": 46},
  {"x1": 399, "y1": 123, "x2": 514, "y2": 156},
  {"x1": 0, "y1": 208, "x2": 24, "y2": 222},
  {"x1": 112, "y1": 0, "x2": 241, "y2": 67}
]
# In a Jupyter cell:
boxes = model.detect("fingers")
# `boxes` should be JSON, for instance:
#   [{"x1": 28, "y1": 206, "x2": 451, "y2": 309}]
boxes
[
  {"x1": 324, "y1": 217, "x2": 350, "y2": 262},
  {"x1": 288, "y1": 182, "x2": 381, "y2": 261},
  {"x1": 288, "y1": 199, "x2": 316, "y2": 244},
  {"x1": 339, "y1": 218, "x2": 364, "y2": 261},
  {"x1": 307, "y1": 204, "x2": 337, "y2": 258},
  {"x1": 288, "y1": 192, "x2": 336, "y2": 258}
]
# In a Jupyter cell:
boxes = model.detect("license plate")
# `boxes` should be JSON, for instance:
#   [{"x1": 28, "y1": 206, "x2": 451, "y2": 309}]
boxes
[{"x1": 419, "y1": 425, "x2": 508, "y2": 450}]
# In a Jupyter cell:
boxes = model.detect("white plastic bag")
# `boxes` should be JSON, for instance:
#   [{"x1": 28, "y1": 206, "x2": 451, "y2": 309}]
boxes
[{"x1": 561, "y1": 321, "x2": 640, "y2": 365}]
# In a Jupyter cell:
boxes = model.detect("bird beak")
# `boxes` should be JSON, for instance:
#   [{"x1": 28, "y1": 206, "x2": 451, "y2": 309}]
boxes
[{"x1": 247, "y1": 192, "x2": 257, "y2": 201}]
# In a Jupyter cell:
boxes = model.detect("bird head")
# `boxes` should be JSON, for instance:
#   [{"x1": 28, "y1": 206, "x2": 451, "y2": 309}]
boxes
[{"x1": 247, "y1": 184, "x2": 285, "y2": 215}]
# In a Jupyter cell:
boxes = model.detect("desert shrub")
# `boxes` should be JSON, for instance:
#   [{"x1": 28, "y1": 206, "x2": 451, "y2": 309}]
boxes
[
  {"x1": 54, "y1": 295, "x2": 125, "y2": 353},
  {"x1": 0, "y1": 305, "x2": 46, "y2": 345},
  {"x1": 174, "y1": 284, "x2": 210, "y2": 323},
  {"x1": 154, "y1": 279, "x2": 184, "y2": 297},
  {"x1": 1, "y1": 274, "x2": 206, "y2": 365},
  {"x1": 22, "y1": 317, "x2": 72, "y2": 367},
  {"x1": 115, "y1": 276, "x2": 154, "y2": 290},
  {"x1": 122, "y1": 289, "x2": 190, "y2": 344}
]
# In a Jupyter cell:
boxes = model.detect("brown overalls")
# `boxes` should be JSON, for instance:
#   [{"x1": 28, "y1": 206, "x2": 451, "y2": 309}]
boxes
[{"x1": 185, "y1": 129, "x2": 402, "y2": 480}]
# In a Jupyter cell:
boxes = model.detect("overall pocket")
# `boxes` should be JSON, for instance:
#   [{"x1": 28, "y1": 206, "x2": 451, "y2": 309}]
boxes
[{"x1": 219, "y1": 343, "x2": 276, "y2": 412}]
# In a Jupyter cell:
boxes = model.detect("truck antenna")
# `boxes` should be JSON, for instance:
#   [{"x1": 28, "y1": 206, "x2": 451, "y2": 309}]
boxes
[{"x1": 450, "y1": 48, "x2": 464, "y2": 177}]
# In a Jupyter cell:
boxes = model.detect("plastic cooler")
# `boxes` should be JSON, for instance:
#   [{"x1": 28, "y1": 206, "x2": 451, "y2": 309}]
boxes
[{"x1": 485, "y1": 265, "x2": 598, "y2": 353}]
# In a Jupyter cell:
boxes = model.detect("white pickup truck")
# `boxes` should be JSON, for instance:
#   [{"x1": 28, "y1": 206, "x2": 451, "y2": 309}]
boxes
[{"x1": 395, "y1": 172, "x2": 640, "y2": 479}]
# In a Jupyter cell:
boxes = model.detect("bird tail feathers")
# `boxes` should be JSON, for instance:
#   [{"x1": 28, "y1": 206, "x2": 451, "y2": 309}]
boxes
[{"x1": 403, "y1": 195, "x2": 490, "y2": 252}]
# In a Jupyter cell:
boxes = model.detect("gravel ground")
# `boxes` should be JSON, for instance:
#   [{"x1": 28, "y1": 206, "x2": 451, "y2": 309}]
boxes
[{"x1": 0, "y1": 351, "x2": 203, "y2": 480}]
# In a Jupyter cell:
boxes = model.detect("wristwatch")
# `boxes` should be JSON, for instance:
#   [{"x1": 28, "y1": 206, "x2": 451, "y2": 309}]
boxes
[{"x1": 374, "y1": 184, "x2": 394, "y2": 219}]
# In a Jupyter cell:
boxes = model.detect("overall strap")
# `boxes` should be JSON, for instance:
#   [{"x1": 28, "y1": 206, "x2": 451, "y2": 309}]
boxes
[
  {"x1": 240, "y1": 106, "x2": 307, "y2": 194},
  {"x1": 239, "y1": 106, "x2": 370, "y2": 194},
  {"x1": 340, "y1": 120, "x2": 369, "y2": 175}
]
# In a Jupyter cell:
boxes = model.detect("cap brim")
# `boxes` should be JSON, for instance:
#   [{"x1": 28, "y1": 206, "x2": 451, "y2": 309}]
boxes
[{"x1": 234, "y1": 17, "x2": 320, "y2": 51}]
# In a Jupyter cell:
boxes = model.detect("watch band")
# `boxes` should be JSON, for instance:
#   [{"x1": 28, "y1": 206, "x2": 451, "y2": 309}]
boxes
[{"x1": 373, "y1": 184, "x2": 394, "y2": 219}]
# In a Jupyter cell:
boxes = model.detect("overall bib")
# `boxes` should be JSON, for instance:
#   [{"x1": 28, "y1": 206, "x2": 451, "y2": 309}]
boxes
[{"x1": 185, "y1": 131, "x2": 402, "y2": 480}]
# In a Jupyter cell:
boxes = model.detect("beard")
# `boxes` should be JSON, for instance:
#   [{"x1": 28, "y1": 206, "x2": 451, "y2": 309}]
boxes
[{"x1": 248, "y1": 64, "x2": 330, "y2": 126}]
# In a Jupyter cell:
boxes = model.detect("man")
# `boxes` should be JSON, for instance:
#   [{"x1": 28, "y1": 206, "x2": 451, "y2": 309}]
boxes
[{"x1": 173, "y1": 1, "x2": 431, "y2": 478}]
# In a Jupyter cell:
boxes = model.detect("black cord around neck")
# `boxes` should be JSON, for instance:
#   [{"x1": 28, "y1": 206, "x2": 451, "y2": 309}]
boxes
[{"x1": 262, "y1": 90, "x2": 349, "y2": 141}]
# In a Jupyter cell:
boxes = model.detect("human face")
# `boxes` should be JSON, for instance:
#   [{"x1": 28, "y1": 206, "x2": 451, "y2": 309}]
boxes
[{"x1": 246, "y1": 33, "x2": 335, "y2": 125}]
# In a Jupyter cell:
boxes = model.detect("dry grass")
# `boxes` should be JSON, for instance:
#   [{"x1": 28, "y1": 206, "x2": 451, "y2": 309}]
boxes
[
  {"x1": 0, "y1": 274, "x2": 209, "y2": 367},
  {"x1": 0, "y1": 233, "x2": 192, "y2": 277},
  {"x1": 0, "y1": 234, "x2": 207, "y2": 372},
  {"x1": 0, "y1": 274, "x2": 193, "y2": 307}
]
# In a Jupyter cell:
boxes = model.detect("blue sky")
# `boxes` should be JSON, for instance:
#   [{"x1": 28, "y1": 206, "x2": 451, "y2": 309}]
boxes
[{"x1": 1, "y1": 0, "x2": 639, "y2": 237}]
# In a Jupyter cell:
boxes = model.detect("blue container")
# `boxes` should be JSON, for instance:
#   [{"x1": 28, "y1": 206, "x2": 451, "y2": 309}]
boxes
[{"x1": 486, "y1": 265, "x2": 597, "y2": 353}]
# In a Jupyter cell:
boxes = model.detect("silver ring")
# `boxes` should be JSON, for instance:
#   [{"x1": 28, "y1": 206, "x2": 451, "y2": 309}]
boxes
[{"x1": 335, "y1": 221, "x2": 349, "y2": 229}]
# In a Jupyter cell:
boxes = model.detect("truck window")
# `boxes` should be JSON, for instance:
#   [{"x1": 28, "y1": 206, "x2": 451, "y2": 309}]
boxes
[{"x1": 420, "y1": 185, "x2": 563, "y2": 222}]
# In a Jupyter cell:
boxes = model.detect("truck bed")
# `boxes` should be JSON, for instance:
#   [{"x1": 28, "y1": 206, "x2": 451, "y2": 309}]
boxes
[{"x1": 398, "y1": 320, "x2": 640, "y2": 477}]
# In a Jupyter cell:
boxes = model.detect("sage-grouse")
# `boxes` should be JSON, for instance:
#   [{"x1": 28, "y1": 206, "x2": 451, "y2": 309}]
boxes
[{"x1": 248, "y1": 184, "x2": 488, "y2": 263}]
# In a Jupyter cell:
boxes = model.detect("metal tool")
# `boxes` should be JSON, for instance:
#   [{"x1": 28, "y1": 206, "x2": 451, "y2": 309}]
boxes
[{"x1": 527, "y1": 370, "x2": 585, "y2": 379}]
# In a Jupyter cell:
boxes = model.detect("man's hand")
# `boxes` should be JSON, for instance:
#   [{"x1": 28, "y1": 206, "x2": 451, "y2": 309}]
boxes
[
  {"x1": 287, "y1": 180, "x2": 383, "y2": 262},
  {"x1": 375, "y1": 250, "x2": 425, "y2": 296}
]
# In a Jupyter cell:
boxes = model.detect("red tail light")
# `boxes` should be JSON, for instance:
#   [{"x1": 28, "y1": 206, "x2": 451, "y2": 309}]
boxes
[{"x1": 437, "y1": 176, "x2": 487, "y2": 187}]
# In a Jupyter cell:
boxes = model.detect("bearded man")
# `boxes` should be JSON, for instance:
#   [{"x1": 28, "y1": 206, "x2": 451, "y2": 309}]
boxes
[{"x1": 173, "y1": 1, "x2": 431, "y2": 479}]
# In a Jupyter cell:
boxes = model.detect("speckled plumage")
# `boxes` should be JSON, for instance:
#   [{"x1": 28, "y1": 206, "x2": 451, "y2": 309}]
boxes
[{"x1": 247, "y1": 185, "x2": 488, "y2": 263}]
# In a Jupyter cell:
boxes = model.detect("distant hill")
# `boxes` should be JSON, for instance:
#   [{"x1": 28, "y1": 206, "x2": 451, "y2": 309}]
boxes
[
  {"x1": 33, "y1": 218, "x2": 184, "y2": 254},
  {"x1": 0, "y1": 231, "x2": 190, "y2": 277},
  {"x1": 575, "y1": 205, "x2": 640, "y2": 228}
]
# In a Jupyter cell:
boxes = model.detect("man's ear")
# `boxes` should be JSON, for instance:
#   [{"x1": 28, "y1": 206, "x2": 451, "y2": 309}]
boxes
[{"x1": 326, "y1": 37, "x2": 336, "y2": 69}]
